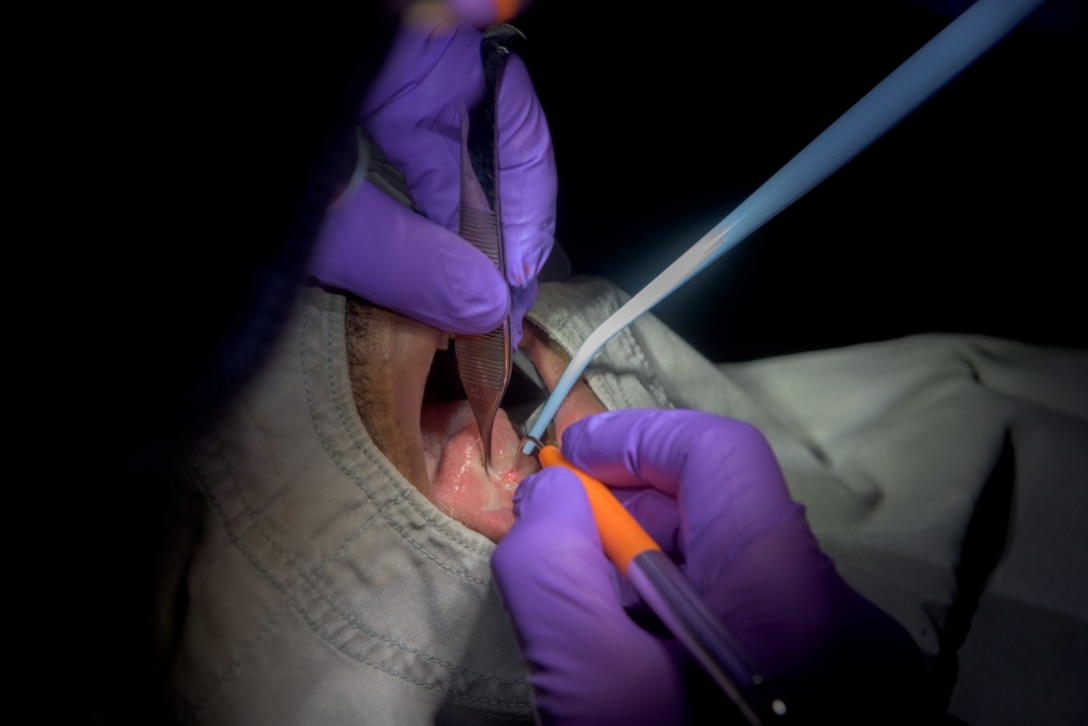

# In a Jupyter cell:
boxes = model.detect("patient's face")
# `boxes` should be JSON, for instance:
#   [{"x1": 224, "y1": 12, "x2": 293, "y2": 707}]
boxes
[{"x1": 345, "y1": 298, "x2": 604, "y2": 542}]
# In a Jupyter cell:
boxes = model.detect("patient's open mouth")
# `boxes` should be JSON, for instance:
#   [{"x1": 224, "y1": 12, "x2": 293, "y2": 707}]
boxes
[
  {"x1": 417, "y1": 325, "x2": 605, "y2": 542},
  {"x1": 345, "y1": 298, "x2": 603, "y2": 543},
  {"x1": 420, "y1": 401, "x2": 537, "y2": 541}
]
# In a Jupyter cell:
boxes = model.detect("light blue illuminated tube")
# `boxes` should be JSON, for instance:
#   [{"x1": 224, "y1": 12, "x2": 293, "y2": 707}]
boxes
[{"x1": 521, "y1": 0, "x2": 1046, "y2": 454}]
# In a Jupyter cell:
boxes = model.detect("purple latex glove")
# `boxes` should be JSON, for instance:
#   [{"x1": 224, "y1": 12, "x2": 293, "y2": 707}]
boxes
[
  {"x1": 309, "y1": 12, "x2": 556, "y2": 346},
  {"x1": 492, "y1": 410, "x2": 925, "y2": 724}
]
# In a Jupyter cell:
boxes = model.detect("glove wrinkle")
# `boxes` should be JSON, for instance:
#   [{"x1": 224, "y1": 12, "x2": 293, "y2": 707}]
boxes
[
  {"x1": 495, "y1": 468, "x2": 687, "y2": 725},
  {"x1": 494, "y1": 410, "x2": 927, "y2": 723},
  {"x1": 328, "y1": 18, "x2": 555, "y2": 343}
]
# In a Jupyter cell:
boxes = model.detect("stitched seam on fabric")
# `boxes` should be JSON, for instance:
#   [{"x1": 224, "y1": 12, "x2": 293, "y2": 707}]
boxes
[
  {"x1": 605, "y1": 297, "x2": 673, "y2": 411},
  {"x1": 185, "y1": 444, "x2": 305, "y2": 714},
  {"x1": 600, "y1": 284, "x2": 673, "y2": 410},
  {"x1": 311, "y1": 298, "x2": 493, "y2": 561},
  {"x1": 192, "y1": 435, "x2": 523, "y2": 694},
  {"x1": 294, "y1": 298, "x2": 528, "y2": 694},
  {"x1": 188, "y1": 443, "x2": 524, "y2": 712},
  {"x1": 530, "y1": 283, "x2": 673, "y2": 413},
  {"x1": 210, "y1": 431, "x2": 518, "y2": 683}
]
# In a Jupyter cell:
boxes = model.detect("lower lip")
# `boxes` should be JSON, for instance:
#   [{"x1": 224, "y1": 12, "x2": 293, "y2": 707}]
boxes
[{"x1": 420, "y1": 401, "x2": 537, "y2": 540}]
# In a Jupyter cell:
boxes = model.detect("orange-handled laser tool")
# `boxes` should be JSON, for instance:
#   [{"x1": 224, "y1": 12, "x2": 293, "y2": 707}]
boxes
[{"x1": 537, "y1": 445, "x2": 788, "y2": 725}]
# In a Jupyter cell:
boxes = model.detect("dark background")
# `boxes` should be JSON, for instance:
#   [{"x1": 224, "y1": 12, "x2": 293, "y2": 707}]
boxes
[
  {"x1": 511, "y1": 1, "x2": 1085, "y2": 361},
  {"x1": 46, "y1": 4, "x2": 1081, "y2": 722}
]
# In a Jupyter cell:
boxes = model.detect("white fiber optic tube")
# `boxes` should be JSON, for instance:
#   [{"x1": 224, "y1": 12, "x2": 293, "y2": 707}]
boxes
[{"x1": 521, "y1": 0, "x2": 1046, "y2": 453}]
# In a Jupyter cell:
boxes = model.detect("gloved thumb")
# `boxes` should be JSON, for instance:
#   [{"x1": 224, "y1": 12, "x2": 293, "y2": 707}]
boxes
[
  {"x1": 308, "y1": 178, "x2": 508, "y2": 334},
  {"x1": 492, "y1": 468, "x2": 685, "y2": 725}
]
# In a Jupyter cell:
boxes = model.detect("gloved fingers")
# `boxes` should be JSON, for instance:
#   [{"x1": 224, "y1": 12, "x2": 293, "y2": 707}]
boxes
[
  {"x1": 492, "y1": 466, "x2": 685, "y2": 724},
  {"x1": 609, "y1": 487, "x2": 682, "y2": 556},
  {"x1": 559, "y1": 410, "x2": 801, "y2": 580},
  {"x1": 695, "y1": 519, "x2": 926, "y2": 720},
  {"x1": 549, "y1": 410, "x2": 925, "y2": 716},
  {"x1": 507, "y1": 278, "x2": 536, "y2": 350},
  {"x1": 363, "y1": 22, "x2": 555, "y2": 291},
  {"x1": 362, "y1": 22, "x2": 483, "y2": 234},
  {"x1": 309, "y1": 179, "x2": 507, "y2": 333},
  {"x1": 560, "y1": 410, "x2": 864, "y2": 679},
  {"x1": 494, "y1": 54, "x2": 557, "y2": 289},
  {"x1": 696, "y1": 521, "x2": 860, "y2": 679}
]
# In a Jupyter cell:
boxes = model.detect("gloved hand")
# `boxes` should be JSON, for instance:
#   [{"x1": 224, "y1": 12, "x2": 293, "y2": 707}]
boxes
[
  {"x1": 492, "y1": 410, "x2": 925, "y2": 724},
  {"x1": 309, "y1": 3, "x2": 556, "y2": 347}
]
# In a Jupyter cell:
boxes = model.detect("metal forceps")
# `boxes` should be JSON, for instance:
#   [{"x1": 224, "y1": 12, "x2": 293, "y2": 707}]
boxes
[{"x1": 456, "y1": 25, "x2": 523, "y2": 472}]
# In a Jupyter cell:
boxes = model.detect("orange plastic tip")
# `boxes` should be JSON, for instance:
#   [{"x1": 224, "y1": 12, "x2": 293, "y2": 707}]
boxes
[
  {"x1": 538, "y1": 445, "x2": 661, "y2": 574},
  {"x1": 493, "y1": 0, "x2": 520, "y2": 22}
]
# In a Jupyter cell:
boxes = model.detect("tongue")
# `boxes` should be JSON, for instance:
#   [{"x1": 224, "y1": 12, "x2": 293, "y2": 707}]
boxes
[
  {"x1": 419, "y1": 376, "x2": 607, "y2": 542},
  {"x1": 420, "y1": 401, "x2": 537, "y2": 541}
]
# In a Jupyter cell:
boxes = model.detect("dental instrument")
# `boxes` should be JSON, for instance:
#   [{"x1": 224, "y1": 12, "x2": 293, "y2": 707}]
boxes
[
  {"x1": 535, "y1": 444, "x2": 788, "y2": 724},
  {"x1": 520, "y1": 0, "x2": 1048, "y2": 455},
  {"x1": 457, "y1": 25, "x2": 523, "y2": 471}
]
